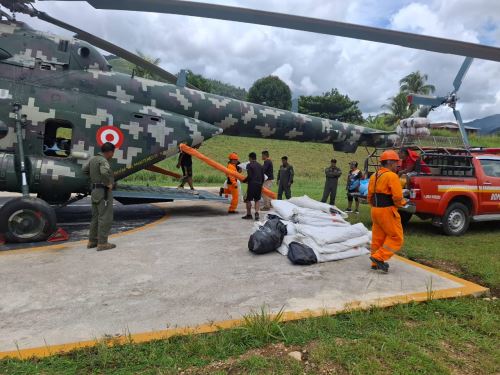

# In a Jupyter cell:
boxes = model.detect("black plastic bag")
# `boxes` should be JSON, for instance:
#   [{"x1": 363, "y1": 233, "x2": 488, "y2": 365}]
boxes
[
  {"x1": 248, "y1": 218, "x2": 287, "y2": 254},
  {"x1": 287, "y1": 242, "x2": 317, "y2": 265}
]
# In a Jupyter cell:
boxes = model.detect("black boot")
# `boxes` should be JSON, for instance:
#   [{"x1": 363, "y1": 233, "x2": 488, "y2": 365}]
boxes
[{"x1": 369, "y1": 256, "x2": 389, "y2": 273}]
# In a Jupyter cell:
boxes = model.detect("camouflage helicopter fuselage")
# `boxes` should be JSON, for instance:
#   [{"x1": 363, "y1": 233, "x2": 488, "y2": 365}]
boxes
[{"x1": 0, "y1": 20, "x2": 397, "y2": 204}]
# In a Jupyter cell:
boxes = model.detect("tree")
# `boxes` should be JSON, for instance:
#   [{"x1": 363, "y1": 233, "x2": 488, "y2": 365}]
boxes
[
  {"x1": 364, "y1": 114, "x2": 394, "y2": 131},
  {"x1": 133, "y1": 51, "x2": 163, "y2": 81},
  {"x1": 298, "y1": 89, "x2": 364, "y2": 124},
  {"x1": 185, "y1": 70, "x2": 213, "y2": 93},
  {"x1": 247, "y1": 76, "x2": 292, "y2": 110},
  {"x1": 399, "y1": 71, "x2": 436, "y2": 95},
  {"x1": 382, "y1": 92, "x2": 413, "y2": 125}
]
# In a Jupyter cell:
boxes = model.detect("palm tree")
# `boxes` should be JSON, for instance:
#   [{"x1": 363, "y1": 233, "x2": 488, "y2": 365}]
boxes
[
  {"x1": 399, "y1": 71, "x2": 436, "y2": 95},
  {"x1": 133, "y1": 51, "x2": 161, "y2": 80},
  {"x1": 382, "y1": 92, "x2": 413, "y2": 125}
]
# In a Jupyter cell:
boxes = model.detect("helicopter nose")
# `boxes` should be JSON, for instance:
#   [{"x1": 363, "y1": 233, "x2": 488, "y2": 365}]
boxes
[{"x1": 185, "y1": 118, "x2": 223, "y2": 146}]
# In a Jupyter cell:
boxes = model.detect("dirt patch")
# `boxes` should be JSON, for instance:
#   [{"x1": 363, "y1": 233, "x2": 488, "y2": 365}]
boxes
[
  {"x1": 179, "y1": 343, "x2": 301, "y2": 374},
  {"x1": 179, "y1": 341, "x2": 349, "y2": 374},
  {"x1": 440, "y1": 340, "x2": 483, "y2": 375},
  {"x1": 409, "y1": 257, "x2": 498, "y2": 297}
]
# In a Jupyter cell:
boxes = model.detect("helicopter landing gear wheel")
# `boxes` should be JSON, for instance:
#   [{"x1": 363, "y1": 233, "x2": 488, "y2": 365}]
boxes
[{"x1": 0, "y1": 197, "x2": 57, "y2": 243}]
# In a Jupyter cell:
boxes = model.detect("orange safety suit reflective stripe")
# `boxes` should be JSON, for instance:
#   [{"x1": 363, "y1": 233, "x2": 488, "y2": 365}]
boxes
[
  {"x1": 224, "y1": 163, "x2": 239, "y2": 212},
  {"x1": 367, "y1": 167, "x2": 407, "y2": 263}
]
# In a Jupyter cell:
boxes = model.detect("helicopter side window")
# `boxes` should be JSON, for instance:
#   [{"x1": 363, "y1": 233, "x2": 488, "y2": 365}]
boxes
[{"x1": 43, "y1": 120, "x2": 73, "y2": 158}]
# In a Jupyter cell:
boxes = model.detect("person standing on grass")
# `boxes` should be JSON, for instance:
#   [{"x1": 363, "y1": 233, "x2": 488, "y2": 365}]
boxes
[
  {"x1": 277, "y1": 156, "x2": 294, "y2": 200},
  {"x1": 321, "y1": 159, "x2": 342, "y2": 206},
  {"x1": 261, "y1": 150, "x2": 274, "y2": 211},
  {"x1": 242, "y1": 152, "x2": 265, "y2": 221},
  {"x1": 177, "y1": 148, "x2": 194, "y2": 190},
  {"x1": 346, "y1": 161, "x2": 362, "y2": 214}
]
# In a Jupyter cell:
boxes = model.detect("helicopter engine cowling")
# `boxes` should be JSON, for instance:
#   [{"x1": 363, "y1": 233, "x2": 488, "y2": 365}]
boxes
[{"x1": 0, "y1": 152, "x2": 89, "y2": 204}]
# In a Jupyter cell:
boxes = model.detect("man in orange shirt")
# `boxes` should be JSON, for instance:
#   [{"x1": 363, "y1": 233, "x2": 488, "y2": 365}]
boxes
[
  {"x1": 367, "y1": 150, "x2": 407, "y2": 273},
  {"x1": 223, "y1": 153, "x2": 241, "y2": 214}
]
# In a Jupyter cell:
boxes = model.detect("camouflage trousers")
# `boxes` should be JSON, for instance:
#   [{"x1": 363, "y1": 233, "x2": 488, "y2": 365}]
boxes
[{"x1": 89, "y1": 190, "x2": 114, "y2": 245}]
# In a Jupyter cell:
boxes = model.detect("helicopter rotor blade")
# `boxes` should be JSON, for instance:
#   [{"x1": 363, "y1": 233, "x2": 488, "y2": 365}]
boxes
[
  {"x1": 45, "y1": 0, "x2": 500, "y2": 62},
  {"x1": 407, "y1": 94, "x2": 446, "y2": 108},
  {"x1": 27, "y1": 8, "x2": 198, "y2": 89},
  {"x1": 452, "y1": 56, "x2": 473, "y2": 93},
  {"x1": 453, "y1": 109, "x2": 470, "y2": 148}
]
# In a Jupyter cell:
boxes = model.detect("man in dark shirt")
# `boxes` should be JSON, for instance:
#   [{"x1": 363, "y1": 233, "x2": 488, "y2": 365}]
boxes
[
  {"x1": 177, "y1": 150, "x2": 194, "y2": 190},
  {"x1": 261, "y1": 150, "x2": 274, "y2": 211},
  {"x1": 277, "y1": 156, "x2": 294, "y2": 200},
  {"x1": 242, "y1": 152, "x2": 264, "y2": 221}
]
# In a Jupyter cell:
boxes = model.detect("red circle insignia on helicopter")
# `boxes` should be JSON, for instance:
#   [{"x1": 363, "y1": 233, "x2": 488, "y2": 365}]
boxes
[{"x1": 96, "y1": 126, "x2": 124, "y2": 149}]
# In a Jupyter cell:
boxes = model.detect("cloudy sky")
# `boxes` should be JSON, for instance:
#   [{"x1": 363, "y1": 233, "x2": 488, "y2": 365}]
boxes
[{"x1": 14, "y1": 0, "x2": 500, "y2": 122}]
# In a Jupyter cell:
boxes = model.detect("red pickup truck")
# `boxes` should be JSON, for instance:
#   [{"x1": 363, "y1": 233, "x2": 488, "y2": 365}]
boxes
[{"x1": 403, "y1": 147, "x2": 500, "y2": 235}]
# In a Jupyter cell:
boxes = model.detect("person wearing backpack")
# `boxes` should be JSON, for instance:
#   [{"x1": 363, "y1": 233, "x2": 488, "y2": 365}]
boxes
[{"x1": 346, "y1": 161, "x2": 362, "y2": 214}]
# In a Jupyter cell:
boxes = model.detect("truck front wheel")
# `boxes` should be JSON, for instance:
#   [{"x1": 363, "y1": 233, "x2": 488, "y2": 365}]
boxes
[{"x1": 442, "y1": 202, "x2": 470, "y2": 236}]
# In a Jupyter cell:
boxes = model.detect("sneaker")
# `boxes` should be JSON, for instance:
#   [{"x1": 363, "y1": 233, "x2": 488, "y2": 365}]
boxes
[
  {"x1": 345, "y1": 208, "x2": 352, "y2": 213},
  {"x1": 369, "y1": 256, "x2": 389, "y2": 273},
  {"x1": 241, "y1": 214, "x2": 253, "y2": 220},
  {"x1": 97, "y1": 243, "x2": 116, "y2": 251},
  {"x1": 354, "y1": 210, "x2": 359, "y2": 214},
  {"x1": 87, "y1": 242, "x2": 97, "y2": 249},
  {"x1": 254, "y1": 213, "x2": 260, "y2": 221}
]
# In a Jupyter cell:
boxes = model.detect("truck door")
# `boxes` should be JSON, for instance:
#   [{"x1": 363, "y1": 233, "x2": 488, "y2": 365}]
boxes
[{"x1": 477, "y1": 156, "x2": 500, "y2": 214}]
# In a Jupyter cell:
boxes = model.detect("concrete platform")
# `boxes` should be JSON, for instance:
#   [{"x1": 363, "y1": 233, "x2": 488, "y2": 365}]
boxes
[{"x1": 0, "y1": 201, "x2": 487, "y2": 359}]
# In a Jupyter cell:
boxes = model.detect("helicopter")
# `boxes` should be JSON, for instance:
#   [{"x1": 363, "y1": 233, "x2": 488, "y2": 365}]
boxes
[{"x1": 0, "y1": 0, "x2": 499, "y2": 243}]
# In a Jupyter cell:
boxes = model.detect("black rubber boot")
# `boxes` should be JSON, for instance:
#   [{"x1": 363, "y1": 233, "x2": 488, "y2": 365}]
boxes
[{"x1": 369, "y1": 256, "x2": 389, "y2": 273}]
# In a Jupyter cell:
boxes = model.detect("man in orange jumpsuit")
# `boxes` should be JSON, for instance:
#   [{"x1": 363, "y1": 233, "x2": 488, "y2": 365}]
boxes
[
  {"x1": 224, "y1": 153, "x2": 241, "y2": 214},
  {"x1": 367, "y1": 150, "x2": 407, "y2": 273}
]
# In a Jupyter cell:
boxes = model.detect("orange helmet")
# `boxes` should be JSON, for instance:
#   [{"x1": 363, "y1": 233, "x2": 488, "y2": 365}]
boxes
[
  {"x1": 380, "y1": 150, "x2": 400, "y2": 162},
  {"x1": 228, "y1": 152, "x2": 239, "y2": 160}
]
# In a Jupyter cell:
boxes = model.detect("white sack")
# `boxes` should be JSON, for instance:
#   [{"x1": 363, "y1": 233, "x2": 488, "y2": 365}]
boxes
[
  {"x1": 288, "y1": 195, "x2": 348, "y2": 219},
  {"x1": 302, "y1": 235, "x2": 370, "y2": 254},
  {"x1": 315, "y1": 247, "x2": 370, "y2": 262},
  {"x1": 416, "y1": 127, "x2": 430, "y2": 136},
  {"x1": 296, "y1": 222, "x2": 369, "y2": 245},
  {"x1": 276, "y1": 234, "x2": 302, "y2": 256},
  {"x1": 271, "y1": 200, "x2": 297, "y2": 220},
  {"x1": 410, "y1": 117, "x2": 430, "y2": 128}
]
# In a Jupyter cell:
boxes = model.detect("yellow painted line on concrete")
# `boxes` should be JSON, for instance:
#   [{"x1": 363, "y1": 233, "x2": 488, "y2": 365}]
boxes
[
  {"x1": 0, "y1": 255, "x2": 488, "y2": 360},
  {"x1": 0, "y1": 211, "x2": 170, "y2": 256}
]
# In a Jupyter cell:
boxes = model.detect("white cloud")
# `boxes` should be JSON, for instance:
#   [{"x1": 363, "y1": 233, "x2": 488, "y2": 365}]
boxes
[{"x1": 12, "y1": 0, "x2": 500, "y2": 121}]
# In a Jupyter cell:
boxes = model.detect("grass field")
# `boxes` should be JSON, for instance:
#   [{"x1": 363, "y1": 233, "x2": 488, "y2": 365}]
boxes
[{"x1": 1, "y1": 135, "x2": 499, "y2": 374}]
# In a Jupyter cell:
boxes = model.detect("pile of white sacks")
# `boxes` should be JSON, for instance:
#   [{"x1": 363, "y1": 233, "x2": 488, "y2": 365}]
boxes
[
  {"x1": 258, "y1": 195, "x2": 371, "y2": 263},
  {"x1": 397, "y1": 117, "x2": 431, "y2": 137}
]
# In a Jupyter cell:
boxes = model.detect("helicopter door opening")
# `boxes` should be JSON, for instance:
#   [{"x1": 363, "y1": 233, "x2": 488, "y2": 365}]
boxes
[{"x1": 43, "y1": 119, "x2": 73, "y2": 157}]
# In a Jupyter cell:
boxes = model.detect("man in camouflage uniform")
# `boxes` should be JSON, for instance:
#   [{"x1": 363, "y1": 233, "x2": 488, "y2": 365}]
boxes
[
  {"x1": 321, "y1": 159, "x2": 342, "y2": 206},
  {"x1": 83, "y1": 142, "x2": 116, "y2": 251},
  {"x1": 277, "y1": 156, "x2": 294, "y2": 200}
]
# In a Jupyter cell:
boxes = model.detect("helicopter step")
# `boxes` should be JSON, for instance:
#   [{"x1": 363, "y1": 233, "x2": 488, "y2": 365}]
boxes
[{"x1": 112, "y1": 185, "x2": 227, "y2": 205}]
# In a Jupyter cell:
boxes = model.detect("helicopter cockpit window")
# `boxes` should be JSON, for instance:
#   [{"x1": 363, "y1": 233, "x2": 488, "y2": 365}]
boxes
[{"x1": 43, "y1": 120, "x2": 73, "y2": 158}]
